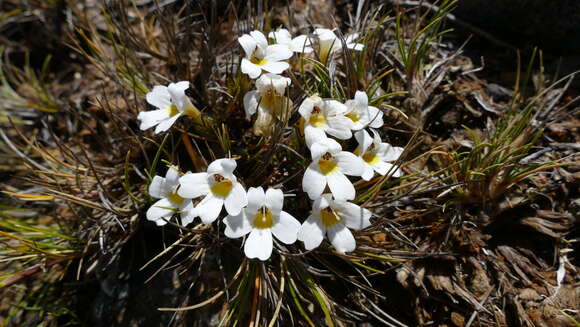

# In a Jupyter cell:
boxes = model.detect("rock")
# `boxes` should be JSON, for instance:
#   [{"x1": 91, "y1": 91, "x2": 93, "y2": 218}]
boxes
[{"x1": 453, "y1": 0, "x2": 580, "y2": 54}]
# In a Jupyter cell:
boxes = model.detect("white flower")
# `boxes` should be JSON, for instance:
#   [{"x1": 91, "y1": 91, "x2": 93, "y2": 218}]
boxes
[
  {"x1": 223, "y1": 187, "x2": 300, "y2": 261},
  {"x1": 297, "y1": 194, "x2": 371, "y2": 253},
  {"x1": 268, "y1": 28, "x2": 313, "y2": 53},
  {"x1": 239, "y1": 30, "x2": 293, "y2": 79},
  {"x1": 138, "y1": 81, "x2": 198, "y2": 134},
  {"x1": 243, "y1": 73, "x2": 291, "y2": 119},
  {"x1": 298, "y1": 95, "x2": 352, "y2": 148},
  {"x1": 355, "y1": 129, "x2": 404, "y2": 181},
  {"x1": 146, "y1": 166, "x2": 197, "y2": 226},
  {"x1": 344, "y1": 91, "x2": 384, "y2": 130},
  {"x1": 314, "y1": 28, "x2": 364, "y2": 63},
  {"x1": 178, "y1": 158, "x2": 247, "y2": 224},
  {"x1": 244, "y1": 73, "x2": 293, "y2": 136},
  {"x1": 302, "y1": 138, "x2": 365, "y2": 200}
]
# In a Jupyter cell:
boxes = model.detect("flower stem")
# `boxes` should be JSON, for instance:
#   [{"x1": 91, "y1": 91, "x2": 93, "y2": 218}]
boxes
[{"x1": 181, "y1": 133, "x2": 204, "y2": 171}]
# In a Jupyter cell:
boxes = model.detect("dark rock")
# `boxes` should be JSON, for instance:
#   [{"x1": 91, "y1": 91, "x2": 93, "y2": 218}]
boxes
[{"x1": 453, "y1": 0, "x2": 580, "y2": 55}]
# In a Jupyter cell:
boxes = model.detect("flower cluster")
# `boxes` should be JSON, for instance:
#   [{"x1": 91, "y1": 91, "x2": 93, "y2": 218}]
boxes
[
  {"x1": 296, "y1": 89, "x2": 404, "y2": 251},
  {"x1": 137, "y1": 27, "x2": 404, "y2": 261}
]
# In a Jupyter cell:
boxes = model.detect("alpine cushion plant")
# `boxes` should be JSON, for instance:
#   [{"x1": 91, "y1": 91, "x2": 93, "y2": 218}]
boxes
[
  {"x1": 178, "y1": 158, "x2": 247, "y2": 224},
  {"x1": 345, "y1": 91, "x2": 384, "y2": 130},
  {"x1": 138, "y1": 27, "x2": 395, "y2": 264},
  {"x1": 355, "y1": 129, "x2": 404, "y2": 180},
  {"x1": 303, "y1": 138, "x2": 365, "y2": 201},
  {"x1": 298, "y1": 95, "x2": 352, "y2": 148},
  {"x1": 223, "y1": 187, "x2": 300, "y2": 261},
  {"x1": 238, "y1": 30, "x2": 293, "y2": 79},
  {"x1": 297, "y1": 193, "x2": 372, "y2": 253},
  {"x1": 138, "y1": 81, "x2": 200, "y2": 134},
  {"x1": 268, "y1": 28, "x2": 313, "y2": 53},
  {"x1": 147, "y1": 166, "x2": 197, "y2": 226}
]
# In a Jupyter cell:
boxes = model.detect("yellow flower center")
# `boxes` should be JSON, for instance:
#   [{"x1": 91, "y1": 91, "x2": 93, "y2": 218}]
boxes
[
  {"x1": 345, "y1": 112, "x2": 359, "y2": 122},
  {"x1": 318, "y1": 153, "x2": 338, "y2": 175},
  {"x1": 253, "y1": 207, "x2": 274, "y2": 229},
  {"x1": 362, "y1": 152, "x2": 380, "y2": 165},
  {"x1": 250, "y1": 56, "x2": 268, "y2": 66},
  {"x1": 166, "y1": 104, "x2": 179, "y2": 117},
  {"x1": 210, "y1": 174, "x2": 233, "y2": 197},
  {"x1": 166, "y1": 191, "x2": 185, "y2": 205},
  {"x1": 320, "y1": 207, "x2": 341, "y2": 227},
  {"x1": 309, "y1": 106, "x2": 326, "y2": 128},
  {"x1": 309, "y1": 114, "x2": 326, "y2": 127}
]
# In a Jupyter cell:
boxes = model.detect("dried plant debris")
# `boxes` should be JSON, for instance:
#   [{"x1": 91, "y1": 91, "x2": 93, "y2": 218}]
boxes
[{"x1": 0, "y1": 0, "x2": 578, "y2": 326}]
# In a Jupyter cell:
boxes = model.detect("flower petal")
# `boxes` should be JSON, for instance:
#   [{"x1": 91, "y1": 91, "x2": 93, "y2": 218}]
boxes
[
  {"x1": 238, "y1": 34, "x2": 257, "y2": 57},
  {"x1": 196, "y1": 194, "x2": 223, "y2": 224},
  {"x1": 148, "y1": 175, "x2": 167, "y2": 199},
  {"x1": 326, "y1": 171, "x2": 355, "y2": 201},
  {"x1": 325, "y1": 116, "x2": 353, "y2": 140},
  {"x1": 298, "y1": 97, "x2": 315, "y2": 120},
  {"x1": 260, "y1": 60, "x2": 289, "y2": 75},
  {"x1": 249, "y1": 30, "x2": 268, "y2": 50},
  {"x1": 154, "y1": 114, "x2": 181, "y2": 134},
  {"x1": 354, "y1": 90, "x2": 368, "y2": 107},
  {"x1": 224, "y1": 210, "x2": 252, "y2": 238},
  {"x1": 179, "y1": 200, "x2": 198, "y2": 226},
  {"x1": 265, "y1": 188, "x2": 284, "y2": 215},
  {"x1": 167, "y1": 81, "x2": 190, "y2": 109},
  {"x1": 354, "y1": 130, "x2": 373, "y2": 155},
  {"x1": 256, "y1": 73, "x2": 291, "y2": 95},
  {"x1": 314, "y1": 28, "x2": 336, "y2": 41},
  {"x1": 310, "y1": 137, "x2": 342, "y2": 158},
  {"x1": 371, "y1": 160, "x2": 392, "y2": 176},
  {"x1": 327, "y1": 224, "x2": 356, "y2": 253},
  {"x1": 146, "y1": 85, "x2": 171, "y2": 109},
  {"x1": 304, "y1": 125, "x2": 329, "y2": 149},
  {"x1": 297, "y1": 214, "x2": 325, "y2": 250},
  {"x1": 245, "y1": 228, "x2": 273, "y2": 261},
  {"x1": 391, "y1": 166, "x2": 403, "y2": 177},
  {"x1": 146, "y1": 198, "x2": 174, "y2": 226},
  {"x1": 224, "y1": 182, "x2": 247, "y2": 216},
  {"x1": 361, "y1": 165, "x2": 375, "y2": 181},
  {"x1": 313, "y1": 194, "x2": 333, "y2": 211},
  {"x1": 178, "y1": 172, "x2": 210, "y2": 199},
  {"x1": 241, "y1": 58, "x2": 262, "y2": 79},
  {"x1": 137, "y1": 109, "x2": 168, "y2": 131},
  {"x1": 243, "y1": 91, "x2": 260, "y2": 119},
  {"x1": 290, "y1": 35, "x2": 313, "y2": 53},
  {"x1": 264, "y1": 44, "x2": 293, "y2": 61},
  {"x1": 272, "y1": 211, "x2": 300, "y2": 244},
  {"x1": 165, "y1": 166, "x2": 181, "y2": 188},
  {"x1": 325, "y1": 100, "x2": 347, "y2": 116},
  {"x1": 268, "y1": 28, "x2": 292, "y2": 44},
  {"x1": 207, "y1": 158, "x2": 237, "y2": 175},
  {"x1": 246, "y1": 186, "x2": 265, "y2": 214},
  {"x1": 368, "y1": 106, "x2": 384, "y2": 128},
  {"x1": 336, "y1": 201, "x2": 372, "y2": 230},
  {"x1": 335, "y1": 151, "x2": 365, "y2": 176},
  {"x1": 347, "y1": 42, "x2": 364, "y2": 51},
  {"x1": 377, "y1": 143, "x2": 404, "y2": 162},
  {"x1": 302, "y1": 164, "x2": 327, "y2": 200}
]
